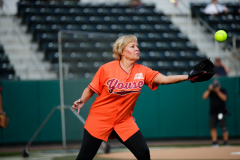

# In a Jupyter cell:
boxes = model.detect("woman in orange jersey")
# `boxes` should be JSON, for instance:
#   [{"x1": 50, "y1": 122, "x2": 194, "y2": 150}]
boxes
[{"x1": 72, "y1": 35, "x2": 189, "y2": 160}]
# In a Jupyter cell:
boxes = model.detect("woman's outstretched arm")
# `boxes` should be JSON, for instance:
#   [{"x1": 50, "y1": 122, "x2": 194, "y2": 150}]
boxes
[{"x1": 153, "y1": 74, "x2": 188, "y2": 85}]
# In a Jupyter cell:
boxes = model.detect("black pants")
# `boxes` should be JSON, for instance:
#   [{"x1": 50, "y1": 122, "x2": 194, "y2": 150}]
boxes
[
  {"x1": 209, "y1": 114, "x2": 227, "y2": 132},
  {"x1": 76, "y1": 129, "x2": 150, "y2": 160}
]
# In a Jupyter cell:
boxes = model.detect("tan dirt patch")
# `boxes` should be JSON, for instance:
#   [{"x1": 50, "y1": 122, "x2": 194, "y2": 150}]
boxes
[{"x1": 97, "y1": 146, "x2": 240, "y2": 159}]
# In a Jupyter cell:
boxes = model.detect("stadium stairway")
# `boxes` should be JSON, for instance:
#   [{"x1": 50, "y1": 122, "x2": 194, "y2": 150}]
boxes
[
  {"x1": 0, "y1": 16, "x2": 57, "y2": 80},
  {"x1": 145, "y1": 0, "x2": 238, "y2": 77}
]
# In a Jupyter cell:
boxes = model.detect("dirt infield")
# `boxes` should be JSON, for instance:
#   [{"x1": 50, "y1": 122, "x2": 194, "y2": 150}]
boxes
[{"x1": 97, "y1": 146, "x2": 240, "y2": 159}]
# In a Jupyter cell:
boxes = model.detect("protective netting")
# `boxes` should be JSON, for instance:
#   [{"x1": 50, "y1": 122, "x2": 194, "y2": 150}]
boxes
[{"x1": 58, "y1": 30, "x2": 118, "y2": 147}]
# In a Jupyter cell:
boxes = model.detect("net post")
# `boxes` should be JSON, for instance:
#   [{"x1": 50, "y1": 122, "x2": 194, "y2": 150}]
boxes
[{"x1": 58, "y1": 30, "x2": 66, "y2": 150}]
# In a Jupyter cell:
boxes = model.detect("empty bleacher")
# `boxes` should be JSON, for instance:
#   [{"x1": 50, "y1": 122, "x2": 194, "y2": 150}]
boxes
[{"x1": 17, "y1": 0, "x2": 207, "y2": 79}]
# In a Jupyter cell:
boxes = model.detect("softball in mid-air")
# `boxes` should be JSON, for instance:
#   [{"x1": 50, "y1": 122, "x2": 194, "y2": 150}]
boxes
[{"x1": 214, "y1": 30, "x2": 227, "y2": 42}]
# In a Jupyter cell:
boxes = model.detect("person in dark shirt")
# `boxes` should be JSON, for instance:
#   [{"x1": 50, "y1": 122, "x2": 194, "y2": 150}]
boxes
[
  {"x1": 0, "y1": 85, "x2": 3, "y2": 115},
  {"x1": 214, "y1": 57, "x2": 230, "y2": 77},
  {"x1": 202, "y1": 79, "x2": 229, "y2": 147}
]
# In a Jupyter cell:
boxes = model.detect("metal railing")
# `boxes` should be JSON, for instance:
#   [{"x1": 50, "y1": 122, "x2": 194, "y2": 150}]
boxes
[{"x1": 232, "y1": 35, "x2": 240, "y2": 58}]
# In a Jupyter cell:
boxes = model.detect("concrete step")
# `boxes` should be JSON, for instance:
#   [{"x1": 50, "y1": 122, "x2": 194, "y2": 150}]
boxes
[
  {"x1": 3, "y1": 0, "x2": 18, "y2": 15},
  {"x1": 8, "y1": 53, "x2": 44, "y2": 60},
  {"x1": 14, "y1": 66, "x2": 51, "y2": 73},
  {"x1": 0, "y1": 17, "x2": 14, "y2": 23},
  {"x1": 18, "y1": 72, "x2": 57, "y2": 80},
  {"x1": 3, "y1": 44, "x2": 35, "y2": 51},
  {"x1": 0, "y1": 33, "x2": 32, "y2": 43}
]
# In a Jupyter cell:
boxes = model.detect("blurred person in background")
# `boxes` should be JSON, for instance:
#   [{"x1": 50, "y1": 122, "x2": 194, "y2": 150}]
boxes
[
  {"x1": 204, "y1": 0, "x2": 228, "y2": 15},
  {"x1": 0, "y1": 85, "x2": 3, "y2": 115},
  {"x1": 202, "y1": 79, "x2": 229, "y2": 147},
  {"x1": 131, "y1": 0, "x2": 144, "y2": 10},
  {"x1": 214, "y1": 57, "x2": 230, "y2": 77},
  {"x1": 0, "y1": 85, "x2": 9, "y2": 129}
]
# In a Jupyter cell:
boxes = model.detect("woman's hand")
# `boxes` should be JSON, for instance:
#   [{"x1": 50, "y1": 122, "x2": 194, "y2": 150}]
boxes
[
  {"x1": 72, "y1": 99, "x2": 85, "y2": 115},
  {"x1": 71, "y1": 87, "x2": 95, "y2": 115}
]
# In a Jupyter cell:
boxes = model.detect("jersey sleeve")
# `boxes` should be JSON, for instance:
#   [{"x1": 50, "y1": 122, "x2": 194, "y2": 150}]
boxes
[
  {"x1": 144, "y1": 67, "x2": 160, "y2": 90},
  {"x1": 88, "y1": 66, "x2": 105, "y2": 95}
]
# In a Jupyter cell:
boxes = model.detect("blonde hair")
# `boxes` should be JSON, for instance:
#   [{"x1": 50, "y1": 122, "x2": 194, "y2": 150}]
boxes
[{"x1": 112, "y1": 35, "x2": 138, "y2": 60}]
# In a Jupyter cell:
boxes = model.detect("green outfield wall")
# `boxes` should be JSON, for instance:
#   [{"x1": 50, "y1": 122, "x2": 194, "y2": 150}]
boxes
[{"x1": 0, "y1": 77, "x2": 239, "y2": 144}]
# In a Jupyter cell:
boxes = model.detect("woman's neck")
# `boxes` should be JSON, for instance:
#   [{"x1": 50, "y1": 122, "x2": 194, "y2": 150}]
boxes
[{"x1": 120, "y1": 59, "x2": 135, "y2": 74}]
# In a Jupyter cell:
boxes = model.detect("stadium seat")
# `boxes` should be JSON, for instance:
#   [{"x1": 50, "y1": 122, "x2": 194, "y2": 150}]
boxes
[
  {"x1": 139, "y1": 61, "x2": 156, "y2": 69},
  {"x1": 140, "y1": 42, "x2": 156, "y2": 50},
  {"x1": 29, "y1": 23, "x2": 48, "y2": 33},
  {"x1": 0, "y1": 63, "x2": 15, "y2": 75},
  {"x1": 125, "y1": 24, "x2": 140, "y2": 32},
  {"x1": 88, "y1": 16, "x2": 104, "y2": 24},
  {"x1": 101, "y1": 51, "x2": 114, "y2": 61},
  {"x1": 96, "y1": 8, "x2": 111, "y2": 15},
  {"x1": 117, "y1": 16, "x2": 132, "y2": 24},
  {"x1": 148, "y1": 51, "x2": 164, "y2": 60},
  {"x1": 154, "y1": 24, "x2": 179, "y2": 32},
  {"x1": 35, "y1": 1, "x2": 49, "y2": 8},
  {"x1": 38, "y1": 7, "x2": 53, "y2": 15},
  {"x1": 102, "y1": 16, "x2": 118, "y2": 23},
  {"x1": 163, "y1": 51, "x2": 178, "y2": 60},
  {"x1": 84, "y1": 52, "x2": 103, "y2": 60},
  {"x1": 134, "y1": 8, "x2": 155, "y2": 15},
  {"x1": 0, "y1": 44, "x2": 17, "y2": 80},
  {"x1": 73, "y1": 16, "x2": 88, "y2": 24},
  {"x1": 0, "y1": 54, "x2": 10, "y2": 64},
  {"x1": 234, "y1": 15, "x2": 240, "y2": 22},
  {"x1": 53, "y1": 8, "x2": 68, "y2": 15},
  {"x1": 40, "y1": 41, "x2": 58, "y2": 52},
  {"x1": 203, "y1": 15, "x2": 221, "y2": 24},
  {"x1": 155, "y1": 42, "x2": 170, "y2": 49},
  {"x1": 24, "y1": 15, "x2": 44, "y2": 24},
  {"x1": 36, "y1": 32, "x2": 57, "y2": 44},
  {"x1": 110, "y1": 8, "x2": 125, "y2": 15},
  {"x1": 20, "y1": 7, "x2": 37, "y2": 18},
  {"x1": 156, "y1": 60, "x2": 172, "y2": 70},
  {"x1": 139, "y1": 24, "x2": 154, "y2": 32},
  {"x1": 147, "y1": 15, "x2": 171, "y2": 24},
  {"x1": 68, "y1": 8, "x2": 83, "y2": 16},
  {"x1": 110, "y1": 24, "x2": 125, "y2": 32},
  {"x1": 95, "y1": 24, "x2": 111, "y2": 32},
  {"x1": 69, "y1": 62, "x2": 91, "y2": 72},
  {"x1": 59, "y1": 16, "x2": 75, "y2": 24},
  {"x1": 171, "y1": 61, "x2": 189, "y2": 70},
  {"x1": 45, "y1": 15, "x2": 61, "y2": 24}
]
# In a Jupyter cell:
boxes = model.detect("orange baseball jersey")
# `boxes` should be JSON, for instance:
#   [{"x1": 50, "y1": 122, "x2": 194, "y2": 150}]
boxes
[{"x1": 85, "y1": 60, "x2": 160, "y2": 142}]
